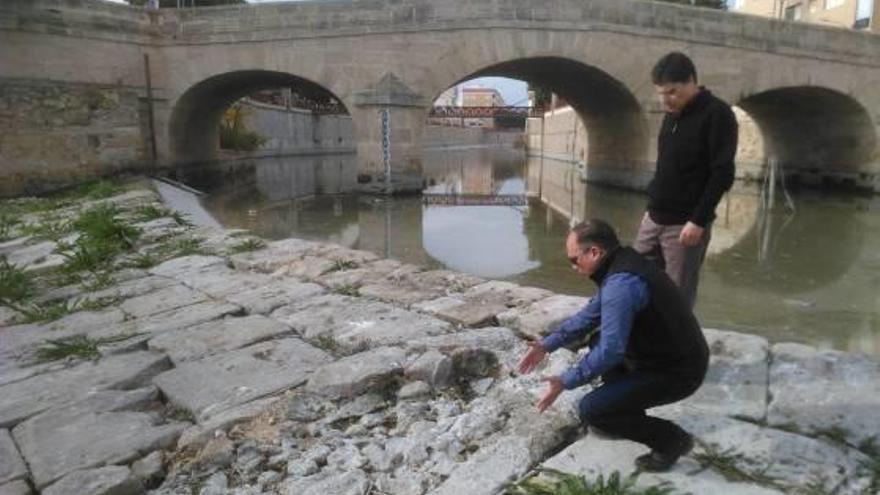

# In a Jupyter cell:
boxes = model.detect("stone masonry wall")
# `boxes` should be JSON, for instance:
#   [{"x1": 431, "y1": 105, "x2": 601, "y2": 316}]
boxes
[
  {"x1": 0, "y1": 79, "x2": 148, "y2": 197},
  {"x1": 238, "y1": 100, "x2": 356, "y2": 157}
]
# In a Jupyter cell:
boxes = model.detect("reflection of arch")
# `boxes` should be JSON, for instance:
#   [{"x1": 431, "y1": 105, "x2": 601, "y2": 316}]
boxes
[
  {"x1": 169, "y1": 70, "x2": 350, "y2": 166},
  {"x1": 427, "y1": 57, "x2": 648, "y2": 179},
  {"x1": 737, "y1": 87, "x2": 877, "y2": 185},
  {"x1": 712, "y1": 193, "x2": 863, "y2": 295}
]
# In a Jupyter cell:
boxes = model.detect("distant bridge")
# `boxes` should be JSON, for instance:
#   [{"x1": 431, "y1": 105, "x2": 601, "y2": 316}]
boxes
[
  {"x1": 423, "y1": 194, "x2": 528, "y2": 206},
  {"x1": 1, "y1": 0, "x2": 879, "y2": 195}
]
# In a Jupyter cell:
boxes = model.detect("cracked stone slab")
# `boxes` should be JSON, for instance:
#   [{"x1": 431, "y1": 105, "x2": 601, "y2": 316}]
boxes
[
  {"x1": 665, "y1": 329, "x2": 770, "y2": 422},
  {"x1": 148, "y1": 255, "x2": 231, "y2": 285},
  {"x1": 664, "y1": 410, "x2": 871, "y2": 494},
  {"x1": 180, "y1": 270, "x2": 272, "y2": 299},
  {"x1": 0, "y1": 351, "x2": 171, "y2": 428},
  {"x1": 42, "y1": 466, "x2": 142, "y2": 495},
  {"x1": 358, "y1": 269, "x2": 484, "y2": 308},
  {"x1": 0, "y1": 309, "x2": 126, "y2": 364},
  {"x1": 105, "y1": 301, "x2": 243, "y2": 340},
  {"x1": 271, "y1": 294, "x2": 452, "y2": 353},
  {"x1": 306, "y1": 346, "x2": 408, "y2": 399},
  {"x1": 405, "y1": 327, "x2": 521, "y2": 355},
  {"x1": 176, "y1": 396, "x2": 279, "y2": 450},
  {"x1": 413, "y1": 281, "x2": 553, "y2": 327},
  {"x1": 148, "y1": 315, "x2": 294, "y2": 364},
  {"x1": 429, "y1": 436, "x2": 534, "y2": 495},
  {"x1": 223, "y1": 280, "x2": 326, "y2": 315},
  {"x1": 497, "y1": 294, "x2": 589, "y2": 339},
  {"x1": 281, "y1": 469, "x2": 369, "y2": 495},
  {"x1": 315, "y1": 258, "x2": 419, "y2": 290},
  {"x1": 82, "y1": 275, "x2": 177, "y2": 304},
  {"x1": 767, "y1": 342, "x2": 880, "y2": 448},
  {"x1": 229, "y1": 238, "x2": 331, "y2": 273},
  {"x1": 5, "y1": 241, "x2": 57, "y2": 269},
  {"x1": 153, "y1": 338, "x2": 332, "y2": 422},
  {"x1": 0, "y1": 480, "x2": 31, "y2": 495},
  {"x1": 119, "y1": 284, "x2": 209, "y2": 319},
  {"x1": 0, "y1": 429, "x2": 27, "y2": 485},
  {"x1": 543, "y1": 431, "x2": 785, "y2": 495},
  {"x1": 13, "y1": 388, "x2": 185, "y2": 489}
]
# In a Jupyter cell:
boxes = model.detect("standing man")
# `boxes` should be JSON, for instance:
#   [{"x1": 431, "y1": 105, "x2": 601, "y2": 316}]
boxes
[
  {"x1": 636, "y1": 52, "x2": 738, "y2": 308},
  {"x1": 518, "y1": 219, "x2": 709, "y2": 472}
]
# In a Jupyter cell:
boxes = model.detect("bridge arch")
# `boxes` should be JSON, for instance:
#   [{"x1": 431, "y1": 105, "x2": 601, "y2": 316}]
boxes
[
  {"x1": 419, "y1": 29, "x2": 657, "y2": 187},
  {"x1": 168, "y1": 70, "x2": 351, "y2": 167},
  {"x1": 735, "y1": 87, "x2": 877, "y2": 188}
]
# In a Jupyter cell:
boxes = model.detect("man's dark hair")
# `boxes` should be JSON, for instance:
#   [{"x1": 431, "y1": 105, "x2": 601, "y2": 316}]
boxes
[
  {"x1": 652, "y1": 52, "x2": 697, "y2": 85},
  {"x1": 571, "y1": 219, "x2": 620, "y2": 252}
]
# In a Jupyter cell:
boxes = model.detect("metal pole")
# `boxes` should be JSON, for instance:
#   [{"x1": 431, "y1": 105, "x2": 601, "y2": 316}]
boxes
[
  {"x1": 143, "y1": 53, "x2": 158, "y2": 170},
  {"x1": 380, "y1": 108, "x2": 391, "y2": 194}
]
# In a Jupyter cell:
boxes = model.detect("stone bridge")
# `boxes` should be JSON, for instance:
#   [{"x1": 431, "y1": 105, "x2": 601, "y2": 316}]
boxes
[{"x1": 1, "y1": 0, "x2": 879, "y2": 195}]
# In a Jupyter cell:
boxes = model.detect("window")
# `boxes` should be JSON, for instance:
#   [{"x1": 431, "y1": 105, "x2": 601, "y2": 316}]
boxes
[
  {"x1": 785, "y1": 4, "x2": 803, "y2": 20},
  {"x1": 825, "y1": 0, "x2": 844, "y2": 9}
]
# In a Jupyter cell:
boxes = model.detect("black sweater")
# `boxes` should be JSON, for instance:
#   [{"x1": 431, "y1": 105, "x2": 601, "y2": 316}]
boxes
[{"x1": 647, "y1": 89, "x2": 737, "y2": 227}]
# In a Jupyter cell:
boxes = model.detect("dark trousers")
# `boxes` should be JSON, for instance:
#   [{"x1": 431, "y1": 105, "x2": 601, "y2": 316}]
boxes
[{"x1": 578, "y1": 365, "x2": 704, "y2": 453}]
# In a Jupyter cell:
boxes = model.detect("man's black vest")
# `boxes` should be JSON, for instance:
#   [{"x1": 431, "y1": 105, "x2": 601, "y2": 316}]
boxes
[{"x1": 591, "y1": 246, "x2": 709, "y2": 375}]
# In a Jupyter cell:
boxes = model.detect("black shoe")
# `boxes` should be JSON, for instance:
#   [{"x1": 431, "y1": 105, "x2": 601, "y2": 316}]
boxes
[{"x1": 634, "y1": 434, "x2": 694, "y2": 472}]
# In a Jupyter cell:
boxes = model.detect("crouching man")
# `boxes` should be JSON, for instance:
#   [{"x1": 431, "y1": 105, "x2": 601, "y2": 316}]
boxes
[{"x1": 517, "y1": 219, "x2": 709, "y2": 472}]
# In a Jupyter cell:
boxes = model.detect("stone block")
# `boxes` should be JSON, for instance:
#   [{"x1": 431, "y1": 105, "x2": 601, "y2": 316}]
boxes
[
  {"x1": 358, "y1": 268, "x2": 484, "y2": 308},
  {"x1": 0, "y1": 352, "x2": 171, "y2": 428},
  {"x1": 14, "y1": 399, "x2": 184, "y2": 489},
  {"x1": 271, "y1": 294, "x2": 451, "y2": 353},
  {"x1": 497, "y1": 294, "x2": 589, "y2": 339},
  {"x1": 223, "y1": 280, "x2": 325, "y2": 315},
  {"x1": 148, "y1": 314, "x2": 294, "y2": 364},
  {"x1": 119, "y1": 285, "x2": 209, "y2": 319},
  {"x1": 306, "y1": 346, "x2": 407, "y2": 399},
  {"x1": 767, "y1": 342, "x2": 880, "y2": 448},
  {"x1": 41, "y1": 466, "x2": 143, "y2": 495},
  {"x1": 0, "y1": 429, "x2": 27, "y2": 485},
  {"x1": 153, "y1": 338, "x2": 331, "y2": 421},
  {"x1": 413, "y1": 281, "x2": 552, "y2": 327},
  {"x1": 429, "y1": 436, "x2": 532, "y2": 495},
  {"x1": 663, "y1": 329, "x2": 770, "y2": 422},
  {"x1": 176, "y1": 397, "x2": 279, "y2": 450},
  {"x1": 0, "y1": 481, "x2": 31, "y2": 495}
]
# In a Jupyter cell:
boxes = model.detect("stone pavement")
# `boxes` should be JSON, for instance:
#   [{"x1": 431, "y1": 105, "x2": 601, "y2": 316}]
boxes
[{"x1": 0, "y1": 187, "x2": 878, "y2": 495}]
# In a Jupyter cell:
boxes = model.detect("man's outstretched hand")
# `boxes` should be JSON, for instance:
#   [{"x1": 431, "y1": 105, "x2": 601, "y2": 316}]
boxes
[
  {"x1": 537, "y1": 375, "x2": 564, "y2": 412},
  {"x1": 517, "y1": 340, "x2": 546, "y2": 374}
]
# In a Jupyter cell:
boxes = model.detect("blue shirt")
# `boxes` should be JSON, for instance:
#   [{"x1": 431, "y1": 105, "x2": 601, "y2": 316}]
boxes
[{"x1": 541, "y1": 272, "x2": 649, "y2": 390}]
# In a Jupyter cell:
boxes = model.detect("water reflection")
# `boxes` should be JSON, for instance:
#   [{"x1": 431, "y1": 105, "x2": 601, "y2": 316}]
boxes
[{"x1": 186, "y1": 150, "x2": 880, "y2": 354}]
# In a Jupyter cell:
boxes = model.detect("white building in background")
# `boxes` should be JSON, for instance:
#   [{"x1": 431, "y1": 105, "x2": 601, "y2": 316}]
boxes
[{"x1": 730, "y1": 0, "x2": 878, "y2": 32}]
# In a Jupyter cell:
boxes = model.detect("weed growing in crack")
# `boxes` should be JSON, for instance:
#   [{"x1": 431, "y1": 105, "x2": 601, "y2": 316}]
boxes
[
  {"x1": 506, "y1": 468, "x2": 680, "y2": 495},
  {"x1": 134, "y1": 204, "x2": 172, "y2": 222},
  {"x1": 35, "y1": 333, "x2": 139, "y2": 363},
  {"x1": 0, "y1": 256, "x2": 35, "y2": 305},
  {"x1": 329, "y1": 259, "x2": 359, "y2": 272},
  {"x1": 227, "y1": 238, "x2": 266, "y2": 254},
  {"x1": 691, "y1": 441, "x2": 783, "y2": 491},
  {"x1": 333, "y1": 284, "x2": 360, "y2": 297},
  {"x1": 0, "y1": 213, "x2": 21, "y2": 242}
]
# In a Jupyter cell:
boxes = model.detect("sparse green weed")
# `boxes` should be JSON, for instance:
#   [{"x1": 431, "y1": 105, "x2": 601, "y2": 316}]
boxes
[
  {"x1": 329, "y1": 259, "x2": 359, "y2": 272},
  {"x1": 35, "y1": 333, "x2": 136, "y2": 363},
  {"x1": 506, "y1": 469, "x2": 680, "y2": 495},
  {"x1": 227, "y1": 238, "x2": 266, "y2": 254},
  {"x1": 0, "y1": 256, "x2": 35, "y2": 304},
  {"x1": 333, "y1": 284, "x2": 360, "y2": 297}
]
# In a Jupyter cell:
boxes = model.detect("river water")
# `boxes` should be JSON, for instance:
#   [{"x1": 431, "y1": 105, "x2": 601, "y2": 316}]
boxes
[{"x1": 180, "y1": 148, "x2": 880, "y2": 355}]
